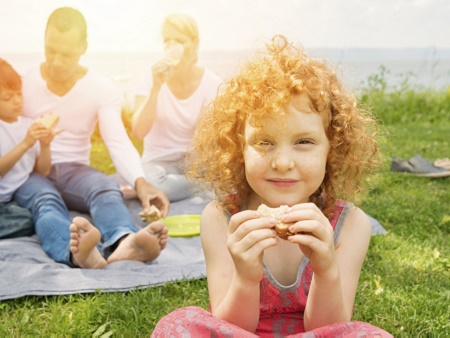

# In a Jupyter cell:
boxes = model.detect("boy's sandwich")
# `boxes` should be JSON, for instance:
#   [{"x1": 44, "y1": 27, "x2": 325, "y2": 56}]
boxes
[{"x1": 35, "y1": 114, "x2": 60, "y2": 129}]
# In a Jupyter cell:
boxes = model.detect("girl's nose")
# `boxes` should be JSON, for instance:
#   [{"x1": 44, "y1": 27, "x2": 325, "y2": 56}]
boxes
[{"x1": 271, "y1": 151, "x2": 294, "y2": 172}]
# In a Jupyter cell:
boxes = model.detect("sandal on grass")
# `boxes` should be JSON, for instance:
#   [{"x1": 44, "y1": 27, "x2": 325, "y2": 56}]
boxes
[{"x1": 434, "y1": 158, "x2": 450, "y2": 170}]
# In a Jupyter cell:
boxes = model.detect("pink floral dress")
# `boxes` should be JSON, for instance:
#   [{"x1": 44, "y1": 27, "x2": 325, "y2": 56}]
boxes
[{"x1": 152, "y1": 200, "x2": 392, "y2": 337}]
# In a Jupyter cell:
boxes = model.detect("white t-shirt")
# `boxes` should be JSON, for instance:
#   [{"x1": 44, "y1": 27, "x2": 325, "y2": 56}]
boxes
[
  {"x1": 134, "y1": 68, "x2": 222, "y2": 163},
  {"x1": 0, "y1": 117, "x2": 40, "y2": 203},
  {"x1": 20, "y1": 65, "x2": 145, "y2": 186}
]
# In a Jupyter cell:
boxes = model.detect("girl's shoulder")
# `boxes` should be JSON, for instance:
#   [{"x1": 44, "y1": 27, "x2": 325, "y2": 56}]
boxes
[
  {"x1": 200, "y1": 200, "x2": 229, "y2": 248},
  {"x1": 200, "y1": 200, "x2": 229, "y2": 231},
  {"x1": 202, "y1": 200, "x2": 223, "y2": 216},
  {"x1": 336, "y1": 202, "x2": 372, "y2": 249}
]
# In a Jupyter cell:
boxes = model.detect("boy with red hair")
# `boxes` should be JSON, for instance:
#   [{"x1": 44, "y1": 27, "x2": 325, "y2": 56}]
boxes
[{"x1": 0, "y1": 58, "x2": 56, "y2": 238}]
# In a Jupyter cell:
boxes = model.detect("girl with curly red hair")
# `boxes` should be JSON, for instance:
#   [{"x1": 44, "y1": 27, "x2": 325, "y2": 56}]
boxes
[{"x1": 152, "y1": 35, "x2": 391, "y2": 337}]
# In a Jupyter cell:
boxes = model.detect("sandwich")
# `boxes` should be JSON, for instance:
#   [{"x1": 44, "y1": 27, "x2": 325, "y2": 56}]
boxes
[
  {"x1": 35, "y1": 114, "x2": 60, "y2": 129},
  {"x1": 138, "y1": 205, "x2": 162, "y2": 223},
  {"x1": 257, "y1": 204, "x2": 294, "y2": 240}
]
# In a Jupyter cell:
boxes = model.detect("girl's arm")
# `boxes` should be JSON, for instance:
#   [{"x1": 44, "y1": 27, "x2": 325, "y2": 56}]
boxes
[
  {"x1": 285, "y1": 204, "x2": 371, "y2": 331},
  {"x1": 200, "y1": 201, "x2": 277, "y2": 332}
]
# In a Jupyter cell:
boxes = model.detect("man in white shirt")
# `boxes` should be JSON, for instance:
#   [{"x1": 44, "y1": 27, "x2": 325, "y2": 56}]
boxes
[{"x1": 16, "y1": 7, "x2": 169, "y2": 269}]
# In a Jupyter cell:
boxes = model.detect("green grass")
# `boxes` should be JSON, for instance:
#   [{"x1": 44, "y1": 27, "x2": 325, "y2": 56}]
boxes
[{"x1": 1, "y1": 69, "x2": 449, "y2": 336}]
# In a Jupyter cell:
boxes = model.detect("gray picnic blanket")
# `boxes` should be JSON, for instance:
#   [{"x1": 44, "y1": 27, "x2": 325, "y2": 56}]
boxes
[
  {"x1": 0, "y1": 187, "x2": 386, "y2": 300},
  {"x1": 0, "y1": 196, "x2": 210, "y2": 301}
]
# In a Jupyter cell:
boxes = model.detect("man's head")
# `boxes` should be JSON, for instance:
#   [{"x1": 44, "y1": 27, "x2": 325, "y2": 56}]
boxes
[
  {"x1": 44, "y1": 7, "x2": 88, "y2": 83},
  {"x1": 0, "y1": 59, "x2": 23, "y2": 122},
  {"x1": 46, "y1": 7, "x2": 87, "y2": 44}
]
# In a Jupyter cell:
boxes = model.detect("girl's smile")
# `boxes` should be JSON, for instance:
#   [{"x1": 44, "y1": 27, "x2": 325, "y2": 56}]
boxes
[{"x1": 266, "y1": 178, "x2": 299, "y2": 188}]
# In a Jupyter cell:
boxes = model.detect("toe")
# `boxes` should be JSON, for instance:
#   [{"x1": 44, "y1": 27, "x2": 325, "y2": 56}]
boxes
[
  {"x1": 149, "y1": 221, "x2": 164, "y2": 233},
  {"x1": 72, "y1": 217, "x2": 93, "y2": 231}
]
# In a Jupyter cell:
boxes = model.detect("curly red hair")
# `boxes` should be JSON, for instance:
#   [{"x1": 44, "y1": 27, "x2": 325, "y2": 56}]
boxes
[{"x1": 187, "y1": 35, "x2": 380, "y2": 219}]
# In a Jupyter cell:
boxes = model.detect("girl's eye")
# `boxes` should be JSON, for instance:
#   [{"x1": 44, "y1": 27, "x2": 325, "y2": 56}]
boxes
[
  {"x1": 296, "y1": 139, "x2": 313, "y2": 145},
  {"x1": 255, "y1": 139, "x2": 273, "y2": 147}
]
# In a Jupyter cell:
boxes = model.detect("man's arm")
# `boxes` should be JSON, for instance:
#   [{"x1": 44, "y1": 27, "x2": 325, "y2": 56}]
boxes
[{"x1": 96, "y1": 82, "x2": 170, "y2": 215}]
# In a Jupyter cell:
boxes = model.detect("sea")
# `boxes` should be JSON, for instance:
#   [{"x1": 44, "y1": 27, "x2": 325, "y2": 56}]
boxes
[{"x1": 3, "y1": 48, "x2": 450, "y2": 109}]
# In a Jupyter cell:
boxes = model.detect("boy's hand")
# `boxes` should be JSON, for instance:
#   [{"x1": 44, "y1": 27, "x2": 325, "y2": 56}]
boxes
[
  {"x1": 39, "y1": 127, "x2": 63, "y2": 147},
  {"x1": 24, "y1": 123, "x2": 50, "y2": 148}
]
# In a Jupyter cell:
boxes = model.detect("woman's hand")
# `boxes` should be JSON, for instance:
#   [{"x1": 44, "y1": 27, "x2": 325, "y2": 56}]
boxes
[
  {"x1": 151, "y1": 59, "x2": 175, "y2": 89},
  {"x1": 227, "y1": 210, "x2": 279, "y2": 284},
  {"x1": 283, "y1": 203, "x2": 338, "y2": 277}
]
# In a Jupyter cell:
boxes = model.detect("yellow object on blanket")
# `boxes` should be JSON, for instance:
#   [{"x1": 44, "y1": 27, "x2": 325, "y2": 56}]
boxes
[{"x1": 162, "y1": 215, "x2": 201, "y2": 237}]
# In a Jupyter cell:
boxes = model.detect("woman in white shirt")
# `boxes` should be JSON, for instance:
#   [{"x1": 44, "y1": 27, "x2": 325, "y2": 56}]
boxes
[{"x1": 132, "y1": 13, "x2": 222, "y2": 201}]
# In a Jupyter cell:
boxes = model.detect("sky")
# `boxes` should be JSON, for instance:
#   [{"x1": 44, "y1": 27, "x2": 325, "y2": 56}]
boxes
[{"x1": 1, "y1": 0, "x2": 450, "y2": 54}]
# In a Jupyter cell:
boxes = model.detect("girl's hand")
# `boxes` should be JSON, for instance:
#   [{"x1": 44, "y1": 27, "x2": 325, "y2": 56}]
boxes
[
  {"x1": 227, "y1": 210, "x2": 279, "y2": 284},
  {"x1": 282, "y1": 203, "x2": 337, "y2": 277}
]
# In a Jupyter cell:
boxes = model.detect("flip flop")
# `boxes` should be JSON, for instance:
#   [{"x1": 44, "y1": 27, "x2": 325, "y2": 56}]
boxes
[{"x1": 434, "y1": 158, "x2": 450, "y2": 170}]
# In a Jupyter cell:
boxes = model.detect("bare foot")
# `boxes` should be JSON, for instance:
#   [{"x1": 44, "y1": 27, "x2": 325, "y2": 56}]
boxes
[
  {"x1": 70, "y1": 217, "x2": 107, "y2": 269},
  {"x1": 107, "y1": 221, "x2": 169, "y2": 264}
]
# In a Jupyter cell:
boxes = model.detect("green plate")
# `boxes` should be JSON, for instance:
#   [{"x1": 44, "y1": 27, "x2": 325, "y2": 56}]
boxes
[{"x1": 163, "y1": 214, "x2": 201, "y2": 237}]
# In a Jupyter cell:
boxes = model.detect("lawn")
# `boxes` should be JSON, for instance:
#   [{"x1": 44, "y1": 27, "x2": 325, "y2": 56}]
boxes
[{"x1": 0, "y1": 70, "x2": 449, "y2": 336}]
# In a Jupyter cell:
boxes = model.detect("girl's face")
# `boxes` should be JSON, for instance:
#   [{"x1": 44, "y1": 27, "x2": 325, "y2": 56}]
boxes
[
  {"x1": 0, "y1": 87, "x2": 23, "y2": 122},
  {"x1": 243, "y1": 95, "x2": 330, "y2": 208}
]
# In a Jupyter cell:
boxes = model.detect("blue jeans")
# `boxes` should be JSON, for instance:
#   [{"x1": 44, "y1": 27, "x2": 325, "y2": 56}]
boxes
[{"x1": 13, "y1": 163, "x2": 137, "y2": 266}]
